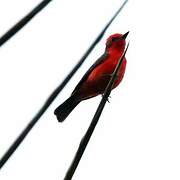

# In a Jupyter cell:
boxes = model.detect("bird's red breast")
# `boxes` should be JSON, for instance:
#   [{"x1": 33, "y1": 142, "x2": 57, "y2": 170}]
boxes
[{"x1": 77, "y1": 57, "x2": 126, "y2": 100}]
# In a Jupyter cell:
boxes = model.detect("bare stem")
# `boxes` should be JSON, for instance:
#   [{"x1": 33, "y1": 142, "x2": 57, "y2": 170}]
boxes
[{"x1": 0, "y1": 0, "x2": 52, "y2": 47}]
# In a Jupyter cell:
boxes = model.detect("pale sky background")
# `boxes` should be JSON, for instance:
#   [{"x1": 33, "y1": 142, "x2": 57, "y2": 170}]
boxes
[{"x1": 0, "y1": 0, "x2": 180, "y2": 179}]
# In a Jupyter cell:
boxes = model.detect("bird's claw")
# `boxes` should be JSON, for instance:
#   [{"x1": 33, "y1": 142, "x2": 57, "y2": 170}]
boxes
[{"x1": 101, "y1": 94, "x2": 111, "y2": 103}]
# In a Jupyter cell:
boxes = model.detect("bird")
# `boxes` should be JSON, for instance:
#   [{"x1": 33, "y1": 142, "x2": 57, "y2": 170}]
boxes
[{"x1": 54, "y1": 32, "x2": 129, "y2": 122}]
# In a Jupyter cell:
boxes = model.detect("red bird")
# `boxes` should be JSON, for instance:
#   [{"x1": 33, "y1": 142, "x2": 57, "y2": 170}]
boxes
[{"x1": 54, "y1": 32, "x2": 129, "y2": 122}]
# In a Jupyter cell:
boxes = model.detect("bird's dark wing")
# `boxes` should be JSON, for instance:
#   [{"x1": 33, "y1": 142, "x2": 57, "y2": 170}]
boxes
[{"x1": 72, "y1": 51, "x2": 108, "y2": 95}]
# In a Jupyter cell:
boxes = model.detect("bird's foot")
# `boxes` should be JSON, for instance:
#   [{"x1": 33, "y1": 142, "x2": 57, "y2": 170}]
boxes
[{"x1": 101, "y1": 94, "x2": 111, "y2": 103}]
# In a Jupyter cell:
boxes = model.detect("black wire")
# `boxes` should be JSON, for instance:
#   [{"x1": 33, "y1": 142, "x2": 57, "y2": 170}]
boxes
[
  {"x1": 0, "y1": 0, "x2": 52, "y2": 47},
  {"x1": 0, "y1": 0, "x2": 128, "y2": 170},
  {"x1": 63, "y1": 43, "x2": 129, "y2": 180}
]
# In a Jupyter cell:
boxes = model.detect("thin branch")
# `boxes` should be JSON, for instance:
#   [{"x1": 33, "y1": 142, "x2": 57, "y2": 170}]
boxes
[
  {"x1": 63, "y1": 43, "x2": 129, "y2": 180},
  {"x1": 0, "y1": 0, "x2": 52, "y2": 47},
  {"x1": 0, "y1": 0, "x2": 128, "y2": 170}
]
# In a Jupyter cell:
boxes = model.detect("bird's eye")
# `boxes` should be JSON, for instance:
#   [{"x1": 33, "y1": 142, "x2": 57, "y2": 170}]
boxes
[
  {"x1": 112, "y1": 37, "x2": 120, "y2": 42},
  {"x1": 111, "y1": 38, "x2": 116, "y2": 42}
]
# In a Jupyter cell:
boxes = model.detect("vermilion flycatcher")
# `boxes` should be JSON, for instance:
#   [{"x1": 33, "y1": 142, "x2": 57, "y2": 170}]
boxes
[{"x1": 54, "y1": 32, "x2": 129, "y2": 122}]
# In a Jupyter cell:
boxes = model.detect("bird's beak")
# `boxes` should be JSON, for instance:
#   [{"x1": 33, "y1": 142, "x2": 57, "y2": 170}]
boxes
[{"x1": 122, "y1": 31, "x2": 129, "y2": 40}]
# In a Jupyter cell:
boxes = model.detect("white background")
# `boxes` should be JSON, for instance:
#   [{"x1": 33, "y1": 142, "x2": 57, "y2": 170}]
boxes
[{"x1": 0, "y1": 0, "x2": 180, "y2": 179}]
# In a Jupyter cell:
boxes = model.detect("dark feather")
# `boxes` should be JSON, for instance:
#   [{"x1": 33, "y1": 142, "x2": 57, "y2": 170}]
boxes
[
  {"x1": 54, "y1": 95, "x2": 80, "y2": 122},
  {"x1": 72, "y1": 51, "x2": 108, "y2": 95}
]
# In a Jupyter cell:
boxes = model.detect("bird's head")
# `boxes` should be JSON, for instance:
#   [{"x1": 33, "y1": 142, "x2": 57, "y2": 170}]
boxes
[{"x1": 106, "y1": 32, "x2": 129, "y2": 52}]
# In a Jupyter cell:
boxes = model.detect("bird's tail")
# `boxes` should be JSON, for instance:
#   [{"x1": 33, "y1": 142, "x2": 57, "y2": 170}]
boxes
[{"x1": 54, "y1": 95, "x2": 80, "y2": 122}]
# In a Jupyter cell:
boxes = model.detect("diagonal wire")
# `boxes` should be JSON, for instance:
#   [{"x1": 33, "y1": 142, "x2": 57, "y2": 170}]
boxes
[
  {"x1": 0, "y1": 0, "x2": 128, "y2": 170},
  {"x1": 63, "y1": 43, "x2": 129, "y2": 180},
  {"x1": 0, "y1": 0, "x2": 52, "y2": 47}
]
